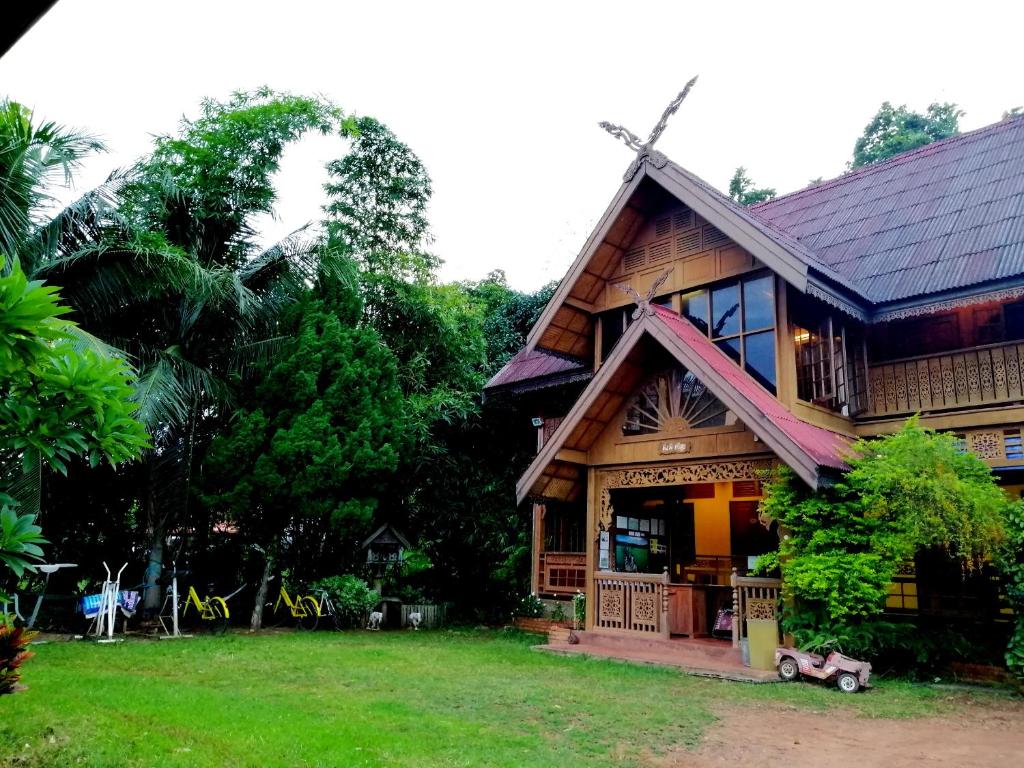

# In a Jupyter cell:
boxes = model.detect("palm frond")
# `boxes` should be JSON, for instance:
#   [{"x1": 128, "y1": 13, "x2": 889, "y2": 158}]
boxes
[
  {"x1": 33, "y1": 239, "x2": 232, "y2": 322},
  {"x1": 27, "y1": 169, "x2": 130, "y2": 270}
]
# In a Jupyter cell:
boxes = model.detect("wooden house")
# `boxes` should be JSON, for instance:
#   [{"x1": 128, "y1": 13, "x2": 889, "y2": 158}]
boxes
[{"x1": 485, "y1": 114, "x2": 1024, "y2": 647}]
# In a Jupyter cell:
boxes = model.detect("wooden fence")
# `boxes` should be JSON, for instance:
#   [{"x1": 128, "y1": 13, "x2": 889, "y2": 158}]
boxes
[{"x1": 399, "y1": 603, "x2": 446, "y2": 629}]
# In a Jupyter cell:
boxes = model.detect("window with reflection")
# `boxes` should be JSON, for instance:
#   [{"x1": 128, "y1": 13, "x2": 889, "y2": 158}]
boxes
[
  {"x1": 678, "y1": 274, "x2": 777, "y2": 394},
  {"x1": 791, "y1": 292, "x2": 868, "y2": 415}
]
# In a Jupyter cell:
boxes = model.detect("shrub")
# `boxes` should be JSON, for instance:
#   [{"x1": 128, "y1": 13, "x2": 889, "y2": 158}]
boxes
[
  {"x1": 998, "y1": 500, "x2": 1024, "y2": 683},
  {"x1": 0, "y1": 623, "x2": 36, "y2": 695},
  {"x1": 516, "y1": 592, "x2": 544, "y2": 618},
  {"x1": 572, "y1": 591, "x2": 586, "y2": 630},
  {"x1": 310, "y1": 575, "x2": 380, "y2": 629},
  {"x1": 759, "y1": 418, "x2": 1010, "y2": 660}
]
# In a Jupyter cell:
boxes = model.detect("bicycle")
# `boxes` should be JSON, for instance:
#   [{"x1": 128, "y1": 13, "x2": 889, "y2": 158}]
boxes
[
  {"x1": 265, "y1": 584, "x2": 321, "y2": 630},
  {"x1": 312, "y1": 589, "x2": 344, "y2": 631},
  {"x1": 159, "y1": 568, "x2": 243, "y2": 635}
]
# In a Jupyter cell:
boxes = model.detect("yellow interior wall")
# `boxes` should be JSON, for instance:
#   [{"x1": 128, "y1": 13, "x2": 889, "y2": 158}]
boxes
[{"x1": 692, "y1": 482, "x2": 732, "y2": 556}]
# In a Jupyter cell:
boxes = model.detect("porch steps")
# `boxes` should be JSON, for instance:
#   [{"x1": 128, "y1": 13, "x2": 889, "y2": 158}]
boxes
[{"x1": 539, "y1": 630, "x2": 778, "y2": 683}]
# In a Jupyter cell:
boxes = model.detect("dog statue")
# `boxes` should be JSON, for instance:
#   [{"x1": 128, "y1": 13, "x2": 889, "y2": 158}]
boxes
[
  {"x1": 367, "y1": 611, "x2": 383, "y2": 630},
  {"x1": 408, "y1": 611, "x2": 422, "y2": 630}
]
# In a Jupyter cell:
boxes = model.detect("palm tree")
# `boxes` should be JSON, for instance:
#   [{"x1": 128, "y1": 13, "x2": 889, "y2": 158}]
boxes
[{"x1": 1, "y1": 91, "x2": 353, "y2": 609}]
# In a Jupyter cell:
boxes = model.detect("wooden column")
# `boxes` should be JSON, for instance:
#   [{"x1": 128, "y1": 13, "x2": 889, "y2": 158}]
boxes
[
  {"x1": 530, "y1": 503, "x2": 544, "y2": 595},
  {"x1": 585, "y1": 467, "x2": 598, "y2": 629}
]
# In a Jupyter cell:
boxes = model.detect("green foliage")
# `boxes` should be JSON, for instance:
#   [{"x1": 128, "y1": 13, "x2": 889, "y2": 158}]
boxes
[
  {"x1": 0, "y1": 503, "x2": 47, "y2": 582},
  {"x1": 0, "y1": 259, "x2": 149, "y2": 476},
  {"x1": 727, "y1": 166, "x2": 776, "y2": 206},
  {"x1": 0, "y1": 100, "x2": 104, "y2": 267},
  {"x1": 851, "y1": 101, "x2": 962, "y2": 168},
  {"x1": 517, "y1": 593, "x2": 545, "y2": 618},
  {"x1": 324, "y1": 116, "x2": 435, "y2": 281},
  {"x1": 309, "y1": 574, "x2": 380, "y2": 629},
  {"x1": 760, "y1": 418, "x2": 1009, "y2": 658},
  {"x1": 573, "y1": 592, "x2": 586, "y2": 630},
  {"x1": 997, "y1": 501, "x2": 1024, "y2": 682},
  {"x1": 202, "y1": 290, "x2": 408, "y2": 572},
  {"x1": 0, "y1": 623, "x2": 36, "y2": 695}
]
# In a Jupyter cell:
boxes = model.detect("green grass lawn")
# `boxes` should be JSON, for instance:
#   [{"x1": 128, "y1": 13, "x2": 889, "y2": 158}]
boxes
[{"x1": 0, "y1": 629, "x2": 998, "y2": 767}]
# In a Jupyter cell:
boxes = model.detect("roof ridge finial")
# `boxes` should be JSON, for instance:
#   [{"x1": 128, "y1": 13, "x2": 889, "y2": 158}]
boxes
[
  {"x1": 614, "y1": 267, "x2": 674, "y2": 319},
  {"x1": 599, "y1": 76, "x2": 699, "y2": 182}
]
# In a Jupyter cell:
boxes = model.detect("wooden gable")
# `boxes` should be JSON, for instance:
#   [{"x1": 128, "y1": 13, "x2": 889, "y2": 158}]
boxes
[{"x1": 526, "y1": 162, "x2": 818, "y2": 363}]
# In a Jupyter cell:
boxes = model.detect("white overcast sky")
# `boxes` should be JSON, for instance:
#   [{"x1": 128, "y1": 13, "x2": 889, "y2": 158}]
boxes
[{"x1": 2, "y1": 0, "x2": 1022, "y2": 290}]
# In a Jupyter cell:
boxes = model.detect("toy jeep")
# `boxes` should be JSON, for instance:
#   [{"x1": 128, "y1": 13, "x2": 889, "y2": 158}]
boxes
[{"x1": 775, "y1": 646, "x2": 872, "y2": 693}]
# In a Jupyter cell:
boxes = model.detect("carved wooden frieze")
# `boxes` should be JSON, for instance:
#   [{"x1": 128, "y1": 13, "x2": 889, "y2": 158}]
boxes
[{"x1": 597, "y1": 458, "x2": 775, "y2": 530}]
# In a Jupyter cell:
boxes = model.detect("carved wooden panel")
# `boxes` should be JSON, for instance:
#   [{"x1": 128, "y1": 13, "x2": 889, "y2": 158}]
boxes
[
  {"x1": 746, "y1": 597, "x2": 777, "y2": 621},
  {"x1": 968, "y1": 430, "x2": 1004, "y2": 460},
  {"x1": 867, "y1": 342, "x2": 1024, "y2": 417},
  {"x1": 597, "y1": 459, "x2": 775, "y2": 529}
]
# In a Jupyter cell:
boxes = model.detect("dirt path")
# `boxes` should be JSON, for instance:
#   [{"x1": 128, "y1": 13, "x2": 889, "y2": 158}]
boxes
[{"x1": 652, "y1": 696, "x2": 1024, "y2": 767}]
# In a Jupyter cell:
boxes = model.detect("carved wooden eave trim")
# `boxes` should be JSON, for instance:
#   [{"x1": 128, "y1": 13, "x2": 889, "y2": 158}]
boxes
[
  {"x1": 806, "y1": 278, "x2": 869, "y2": 322},
  {"x1": 596, "y1": 459, "x2": 776, "y2": 530},
  {"x1": 873, "y1": 285, "x2": 1024, "y2": 323},
  {"x1": 646, "y1": 163, "x2": 812, "y2": 293}
]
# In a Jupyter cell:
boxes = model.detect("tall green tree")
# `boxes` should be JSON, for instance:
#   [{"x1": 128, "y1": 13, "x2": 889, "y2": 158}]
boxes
[
  {"x1": 14, "y1": 90, "x2": 355, "y2": 609},
  {"x1": 851, "y1": 101, "x2": 962, "y2": 168},
  {"x1": 202, "y1": 282, "x2": 408, "y2": 628},
  {"x1": 727, "y1": 167, "x2": 776, "y2": 206}
]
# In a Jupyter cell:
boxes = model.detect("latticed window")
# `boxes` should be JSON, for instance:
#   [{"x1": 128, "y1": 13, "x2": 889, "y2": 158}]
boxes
[
  {"x1": 623, "y1": 366, "x2": 735, "y2": 435},
  {"x1": 792, "y1": 295, "x2": 868, "y2": 415}
]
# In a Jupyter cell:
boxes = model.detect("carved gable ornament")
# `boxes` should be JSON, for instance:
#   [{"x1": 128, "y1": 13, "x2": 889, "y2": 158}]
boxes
[
  {"x1": 623, "y1": 366, "x2": 736, "y2": 436},
  {"x1": 600, "y1": 76, "x2": 698, "y2": 182}
]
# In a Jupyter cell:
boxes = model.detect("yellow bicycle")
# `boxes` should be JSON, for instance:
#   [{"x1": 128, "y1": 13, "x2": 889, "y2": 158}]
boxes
[
  {"x1": 265, "y1": 584, "x2": 321, "y2": 630},
  {"x1": 182, "y1": 586, "x2": 230, "y2": 633},
  {"x1": 159, "y1": 569, "x2": 242, "y2": 636}
]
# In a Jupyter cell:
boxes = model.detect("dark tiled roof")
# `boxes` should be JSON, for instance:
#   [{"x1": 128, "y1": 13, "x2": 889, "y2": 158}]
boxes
[
  {"x1": 652, "y1": 306, "x2": 851, "y2": 471},
  {"x1": 485, "y1": 347, "x2": 590, "y2": 391},
  {"x1": 752, "y1": 116, "x2": 1024, "y2": 304}
]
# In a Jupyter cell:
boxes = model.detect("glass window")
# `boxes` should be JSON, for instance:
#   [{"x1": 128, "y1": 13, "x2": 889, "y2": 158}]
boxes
[
  {"x1": 680, "y1": 290, "x2": 709, "y2": 335},
  {"x1": 600, "y1": 306, "x2": 634, "y2": 358},
  {"x1": 715, "y1": 337, "x2": 742, "y2": 364},
  {"x1": 742, "y1": 275, "x2": 775, "y2": 331},
  {"x1": 744, "y1": 331, "x2": 776, "y2": 390},
  {"x1": 711, "y1": 283, "x2": 741, "y2": 338}
]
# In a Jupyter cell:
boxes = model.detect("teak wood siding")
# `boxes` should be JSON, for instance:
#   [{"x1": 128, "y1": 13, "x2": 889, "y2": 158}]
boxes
[{"x1": 597, "y1": 202, "x2": 762, "y2": 313}]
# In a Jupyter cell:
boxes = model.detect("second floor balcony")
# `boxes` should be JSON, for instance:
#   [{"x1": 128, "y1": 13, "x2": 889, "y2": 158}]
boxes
[{"x1": 866, "y1": 340, "x2": 1024, "y2": 418}]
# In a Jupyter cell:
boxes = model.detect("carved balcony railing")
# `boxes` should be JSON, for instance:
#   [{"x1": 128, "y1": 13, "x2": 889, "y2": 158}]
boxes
[
  {"x1": 540, "y1": 552, "x2": 586, "y2": 595},
  {"x1": 867, "y1": 342, "x2": 1024, "y2": 417},
  {"x1": 594, "y1": 571, "x2": 669, "y2": 637}
]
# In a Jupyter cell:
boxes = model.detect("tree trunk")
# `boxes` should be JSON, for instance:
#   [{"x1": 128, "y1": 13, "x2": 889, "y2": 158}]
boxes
[
  {"x1": 250, "y1": 550, "x2": 273, "y2": 632},
  {"x1": 142, "y1": 494, "x2": 165, "y2": 613}
]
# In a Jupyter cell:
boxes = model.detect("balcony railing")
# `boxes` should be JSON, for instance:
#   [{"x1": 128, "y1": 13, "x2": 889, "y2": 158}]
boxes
[{"x1": 867, "y1": 341, "x2": 1024, "y2": 417}]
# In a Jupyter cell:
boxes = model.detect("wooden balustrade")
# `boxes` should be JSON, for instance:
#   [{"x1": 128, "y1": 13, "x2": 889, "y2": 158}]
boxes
[
  {"x1": 594, "y1": 571, "x2": 669, "y2": 638},
  {"x1": 867, "y1": 342, "x2": 1024, "y2": 417},
  {"x1": 730, "y1": 570, "x2": 782, "y2": 648}
]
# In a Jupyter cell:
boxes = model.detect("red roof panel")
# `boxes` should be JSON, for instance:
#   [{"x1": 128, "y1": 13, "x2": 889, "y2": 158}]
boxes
[{"x1": 651, "y1": 305, "x2": 852, "y2": 470}]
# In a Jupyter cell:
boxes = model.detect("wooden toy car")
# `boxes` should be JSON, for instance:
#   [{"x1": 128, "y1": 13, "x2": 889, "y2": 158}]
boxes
[{"x1": 775, "y1": 646, "x2": 872, "y2": 692}]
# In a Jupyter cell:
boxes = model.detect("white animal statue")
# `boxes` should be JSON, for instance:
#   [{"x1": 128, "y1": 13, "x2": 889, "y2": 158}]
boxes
[
  {"x1": 408, "y1": 611, "x2": 422, "y2": 630},
  {"x1": 367, "y1": 611, "x2": 383, "y2": 630}
]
